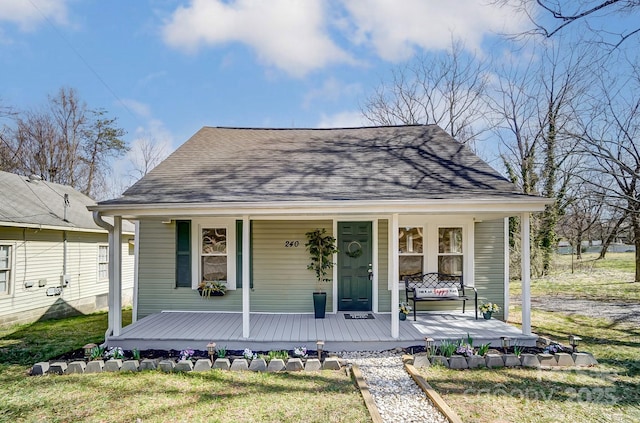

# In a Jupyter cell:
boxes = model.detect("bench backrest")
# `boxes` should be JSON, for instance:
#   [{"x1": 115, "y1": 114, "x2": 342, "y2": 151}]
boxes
[{"x1": 404, "y1": 272, "x2": 465, "y2": 297}]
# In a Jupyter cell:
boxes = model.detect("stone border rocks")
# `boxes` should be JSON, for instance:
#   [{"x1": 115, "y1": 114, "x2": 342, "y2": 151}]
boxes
[
  {"x1": 29, "y1": 355, "x2": 344, "y2": 376},
  {"x1": 409, "y1": 351, "x2": 598, "y2": 370}
]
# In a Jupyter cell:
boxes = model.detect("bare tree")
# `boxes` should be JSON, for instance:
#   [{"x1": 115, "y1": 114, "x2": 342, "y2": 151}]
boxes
[
  {"x1": 128, "y1": 135, "x2": 169, "y2": 181},
  {"x1": 4, "y1": 88, "x2": 127, "y2": 199},
  {"x1": 557, "y1": 181, "x2": 605, "y2": 260},
  {"x1": 361, "y1": 38, "x2": 489, "y2": 145},
  {"x1": 574, "y1": 63, "x2": 640, "y2": 280},
  {"x1": 495, "y1": 0, "x2": 640, "y2": 48},
  {"x1": 490, "y1": 45, "x2": 591, "y2": 275}
]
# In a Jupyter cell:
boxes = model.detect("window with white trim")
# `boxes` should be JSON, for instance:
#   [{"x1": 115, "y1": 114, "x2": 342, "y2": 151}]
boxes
[
  {"x1": 438, "y1": 227, "x2": 463, "y2": 275},
  {"x1": 0, "y1": 245, "x2": 11, "y2": 294},
  {"x1": 98, "y1": 245, "x2": 109, "y2": 281},
  {"x1": 399, "y1": 227, "x2": 424, "y2": 280},
  {"x1": 201, "y1": 228, "x2": 227, "y2": 283}
]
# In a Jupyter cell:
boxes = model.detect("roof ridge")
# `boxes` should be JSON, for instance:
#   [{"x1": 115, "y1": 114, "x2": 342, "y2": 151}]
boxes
[{"x1": 202, "y1": 124, "x2": 432, "y2": 131}]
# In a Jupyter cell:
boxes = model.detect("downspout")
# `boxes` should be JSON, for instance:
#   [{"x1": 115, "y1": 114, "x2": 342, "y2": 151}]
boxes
[{"x1": 92, "y1": 211, "x2": 115, "y2": 341}]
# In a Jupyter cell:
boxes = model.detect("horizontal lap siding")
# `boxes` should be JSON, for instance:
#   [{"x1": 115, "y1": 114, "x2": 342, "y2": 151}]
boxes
[
  {"x1": 251, "y1": 220, "x2": 332, "y2": 313},
  {"x1": 474, "y1": 219, "x2": 505, "y2": 320},
  {"x1": 0, "y1": 227, "x2": 134, "y2": 326},
  {"x1": 377, "y1": 219, "x2": 391, "y2": 312},
  {"x1": 136, "y1": 220, "x2": 241, "y2": 319}
]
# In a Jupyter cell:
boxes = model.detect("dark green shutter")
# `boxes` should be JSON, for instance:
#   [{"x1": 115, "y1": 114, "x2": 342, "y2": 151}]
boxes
[
  {"x1": 236, "y1": 220, "x2": 242, "y2": 288},
  {"x1": 176, "y1": 220, "x2": 191, "y2": 287},
  {"x1": 235, "y1": 220, "x2": 253, "y2": 289}
]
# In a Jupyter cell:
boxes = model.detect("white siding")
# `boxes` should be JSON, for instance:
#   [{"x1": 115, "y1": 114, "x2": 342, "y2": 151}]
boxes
[{"x1": 0, "y1": 226, "x2": 135, "y2": 327}]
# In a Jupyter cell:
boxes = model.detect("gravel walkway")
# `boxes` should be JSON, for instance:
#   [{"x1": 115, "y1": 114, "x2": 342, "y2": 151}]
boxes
[{"x1": 340, "y1": 350, "x2": 448, "y2": 423}]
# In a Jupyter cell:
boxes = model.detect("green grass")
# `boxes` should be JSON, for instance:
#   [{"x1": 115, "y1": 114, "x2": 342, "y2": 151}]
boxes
[
  {"x1": 511, "y1": 252, "x2": 640, "y2": 302},
  {"x1": 0, "y1": 311, "x2": 370, "y2": 423},
  {"x1": 422, "y1": 252, "x2": 640, "y2": 423},
  {"x1": 0, "y1": 309, "x2": 132, "y2": 366}
]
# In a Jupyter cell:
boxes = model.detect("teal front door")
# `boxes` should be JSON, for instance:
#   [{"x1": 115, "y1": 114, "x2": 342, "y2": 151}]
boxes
[{"x1": 338, "y1": 222, "x2": 373, "y2": 311}]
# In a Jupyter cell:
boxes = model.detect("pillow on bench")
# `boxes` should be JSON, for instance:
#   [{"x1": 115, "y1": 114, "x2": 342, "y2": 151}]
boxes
[{"x1": 414, "y1": 287, "x2": 459, "y2": 298}]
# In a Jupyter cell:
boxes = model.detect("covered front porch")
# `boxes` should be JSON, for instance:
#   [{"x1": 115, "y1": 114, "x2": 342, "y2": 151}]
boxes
[{"x1": 105, "y1": 310, "x2": 537, "y2": 352}]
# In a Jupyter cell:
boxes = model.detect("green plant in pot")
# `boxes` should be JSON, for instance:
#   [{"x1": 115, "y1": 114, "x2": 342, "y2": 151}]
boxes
[{"x1": 305, "y1": 228, "x2": 339, "y2": 319}]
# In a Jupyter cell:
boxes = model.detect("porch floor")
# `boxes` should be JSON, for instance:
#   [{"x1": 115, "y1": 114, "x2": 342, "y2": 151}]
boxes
[{"x1": 107, "y1": 311, "x2": 536, "y2": 352}]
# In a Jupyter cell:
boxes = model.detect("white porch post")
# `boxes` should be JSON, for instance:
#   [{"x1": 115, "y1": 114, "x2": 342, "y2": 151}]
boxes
[
  {"x1": 503, "y1": 217, "x2": 510, "y2": 322},
  {"x1": 521, "y1": 213, "x2": 531, "y2": 336},
  {"x1": 132, "y1": 220, "x2": 139, "y2": 323},
  {"x1": 391, "y1": 213, "x2": 399, "y2": 338},
  {"x1": 112, "y1": 216, "x2": 123, "y2": 336},
  {"x1": 242, "y1": 215, "x2": 250, "y2": 338}
]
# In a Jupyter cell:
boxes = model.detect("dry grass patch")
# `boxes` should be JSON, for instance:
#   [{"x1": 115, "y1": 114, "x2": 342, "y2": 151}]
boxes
[{"x1": 512, "y1": 252, "x2": 640, "y2": 302}]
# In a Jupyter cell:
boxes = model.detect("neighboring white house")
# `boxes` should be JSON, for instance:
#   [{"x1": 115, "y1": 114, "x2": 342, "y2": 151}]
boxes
[
  {"x1": 0, "y1": 171, "x2": 135, "y2": 327},
  {"x1": 91, "y1": 125, "x2": 549, "y2": 346}
]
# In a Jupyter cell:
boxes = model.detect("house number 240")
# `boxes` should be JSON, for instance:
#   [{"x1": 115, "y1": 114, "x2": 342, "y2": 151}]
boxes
[{"x1": 284, "y1": 241, "x2": 300, "y2": 247}]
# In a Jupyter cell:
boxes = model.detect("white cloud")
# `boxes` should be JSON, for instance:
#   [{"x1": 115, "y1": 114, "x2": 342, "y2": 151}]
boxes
[
  {"x1": 0, "y1": 0, "x2": 69, "y2": 31},
  {"x1": 162, "y1": 0, "x2": 353, "y2": 77},
  {"x1": 121, "y1": 98, "x2": 152, "y2": 119},
  {"x1": 342, "y1": 0, "x2": 528, "y2": 61},
  {"x1": 303, "y1": 77, "x2": 362, "y2": 109},
  {"x1": 316, "y1": 110, "x2": 367, "y2": 128}
]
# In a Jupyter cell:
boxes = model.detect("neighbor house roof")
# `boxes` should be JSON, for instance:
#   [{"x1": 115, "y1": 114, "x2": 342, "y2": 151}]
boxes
[
  {"x1": 0, "y1": 171, "x2": 133, "y2": 233},
  {"x1": 98, "y1": 125, "x2": 538, "y2": 208}
]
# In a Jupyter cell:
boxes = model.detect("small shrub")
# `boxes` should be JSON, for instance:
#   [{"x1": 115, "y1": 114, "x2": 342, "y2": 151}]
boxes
[
  {"x1": 105, "y1": 346, "x2": 124, "y2": 360},
  {"x1": 216, "y1": 346, "x2": 227, "y2": 358},
  {"x1": 243, "y1": 348, "x2": 256, "y2": 360},
  {"x1": 179, "y1": 349, "x2": 194, "y2": 361},
  {"x1": 476, "y1": 343, "x2": 490, "y2": 356},
  {"x1": 131, "y1": 348, "x2": 141, "y2": 360},
  {"x1": 89, "y1": 346, "x2": 105, "y2": 361},
  {"x1": 439, "y1": 340, "x2": 456, "y2": 357},
  {"x1": 513, "y1": 344, "x2": 524, "y2": 357}
]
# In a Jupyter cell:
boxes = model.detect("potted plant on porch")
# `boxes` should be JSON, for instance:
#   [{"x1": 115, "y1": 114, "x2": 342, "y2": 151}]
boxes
[{"x1": 305, "y1": 228, "x2": 339, "y2": 319}]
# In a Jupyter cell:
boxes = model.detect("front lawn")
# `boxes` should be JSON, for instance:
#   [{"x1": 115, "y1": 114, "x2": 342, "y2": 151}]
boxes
[
  {"x1": 422, "y1": 252, "x2": 640, "y2": 423},
  {"x1": 0, "y1": 311, "x2": 370, "y2": 423},
  {"x1": 511, "y1": 252, "x2": 640, "y2": 302}
]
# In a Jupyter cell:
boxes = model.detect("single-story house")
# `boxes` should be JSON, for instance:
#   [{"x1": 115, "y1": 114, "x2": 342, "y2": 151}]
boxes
[
  {"x1": 90, "y1": 125, "x2": 548, "y2": 345},
  {"x1": 0, "y1": 171, "x2": 135, "y2": 327}
]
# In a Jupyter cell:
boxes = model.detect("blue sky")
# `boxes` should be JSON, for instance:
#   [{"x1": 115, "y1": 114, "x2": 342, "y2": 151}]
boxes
[{"x1": 12, "y1": 0, "x2": 623, "y2": 196}]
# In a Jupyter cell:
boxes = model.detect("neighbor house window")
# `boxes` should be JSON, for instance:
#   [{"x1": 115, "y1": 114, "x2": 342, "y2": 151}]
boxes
[
  {"x1": 98, "y1": 245, "x2": 109, "y2": 281},
  {"x1": 0, "y1": 245, "x2": 11, "y2": 294},
  {"x1": 438, "y1": 227, "x2": 463, "y2": 275},
  {"x1": 201, "y1": 228, "x2": 227, "y2": 283},
  {"x1": 175, "y1": 220, "x2": 192, "y2": 288},
  {"x1": 399, "y1": 227, "x2": 423, "y2": 280}
]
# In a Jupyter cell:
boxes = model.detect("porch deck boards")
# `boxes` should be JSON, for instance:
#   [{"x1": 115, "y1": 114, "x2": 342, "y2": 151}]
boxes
[{"x1": 109, "y1": 311, "x2": 537, "y2": 352}]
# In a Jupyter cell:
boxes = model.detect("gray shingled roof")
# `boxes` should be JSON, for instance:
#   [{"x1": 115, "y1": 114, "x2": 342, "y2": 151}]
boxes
[
  {"x1": 101, "y1": 125, "x2": 529, "y2": 205},
  {"x1": 0, "y1": 171, "x2": 132, "y2": 232}
]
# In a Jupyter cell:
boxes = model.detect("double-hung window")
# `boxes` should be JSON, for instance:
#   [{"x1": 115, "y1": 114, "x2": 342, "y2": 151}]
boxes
[
  {"x1": 201, "y1": 228, "x2": 227, "y2": 283},
  {"x1": 98, "y1": 245, "x2": 109, "y2": 281},
  {"x1": 438, "y1": 227, "x2": 463, "y2": 275},
  {"x1": 399, "y1": 227, "x2": 424, "y2": 281},
  {"x1": 0, "y1": 245, "x2": 11, "y2": 294}
]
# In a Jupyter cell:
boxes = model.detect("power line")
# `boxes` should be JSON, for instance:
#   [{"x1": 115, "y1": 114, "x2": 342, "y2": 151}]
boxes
[{"x1": 26, "y1": 0, "x2": 140, "y2": 124}]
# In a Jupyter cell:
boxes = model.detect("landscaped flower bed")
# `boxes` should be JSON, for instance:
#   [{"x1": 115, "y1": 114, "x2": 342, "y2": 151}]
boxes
[
  {"x1": 29, "y1": 347, "x2": 344, "y2": 376},
  {"x1": 405, "y1": 336, "x2": 598, "y2": 370}
]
